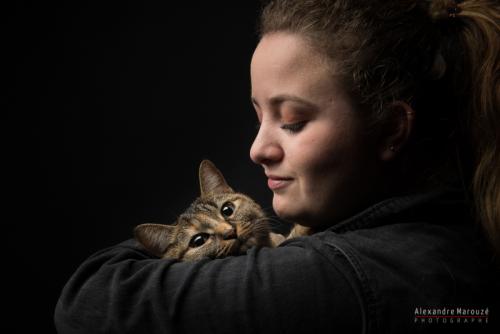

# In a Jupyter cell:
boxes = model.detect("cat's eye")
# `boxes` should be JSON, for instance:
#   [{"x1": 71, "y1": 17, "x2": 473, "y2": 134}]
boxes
[
  {"x1": 189, "y1": 233, "x2": 209, "y2": 248},
  {"x1": 221, "y1": 202, "x2": 234, "y2": 217}
]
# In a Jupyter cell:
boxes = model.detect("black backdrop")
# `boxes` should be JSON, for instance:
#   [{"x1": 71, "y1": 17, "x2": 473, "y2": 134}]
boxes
[{"x1": 5, "y1": 2, "x2": 273, "y2": 332}]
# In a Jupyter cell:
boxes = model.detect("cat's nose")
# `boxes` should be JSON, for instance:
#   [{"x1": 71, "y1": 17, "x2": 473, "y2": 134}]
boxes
[{"x1": 222, "y1": 228, "x2": 237, "y2": 240}]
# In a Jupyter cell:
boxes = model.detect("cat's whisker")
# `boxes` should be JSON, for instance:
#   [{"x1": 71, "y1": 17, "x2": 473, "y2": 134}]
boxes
[
  {"x1": 245, "y1": 224, "x2": 271, "y2": 237},
  {"x1": 253, "y1": 217, "x2": 286, "y2": 229},
  {"x1": 265, "y1": 215, "x2": 284, "y2": 222},
  {"x1": 225, "y1": 242, "x2": 235, "y2": 257},
  {"x1": 258, "y1": 214, "x2": 281, "y2": 221},
  {"x1": 216, "y1": 243, "x2": 229, "y2": 258},
  {"x1": 262, "y1": 220, "x2": 283, "y2": 227}
]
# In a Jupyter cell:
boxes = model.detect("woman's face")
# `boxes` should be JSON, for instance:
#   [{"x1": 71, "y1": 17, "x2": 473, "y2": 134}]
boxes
[{"x1": 250, "y1": 32, "x2": 383, "y2": 227}]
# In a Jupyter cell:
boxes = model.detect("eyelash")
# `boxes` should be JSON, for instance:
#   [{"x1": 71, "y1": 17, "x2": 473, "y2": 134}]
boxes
[
  {"x1": 281, "y1": 121, "x2": 306, "y2": 133},
  {"x1": 254, "y1": 121, "x2": 307, "y2": 133}
]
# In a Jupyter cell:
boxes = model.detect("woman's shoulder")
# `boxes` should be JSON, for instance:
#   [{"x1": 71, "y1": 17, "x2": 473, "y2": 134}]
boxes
[
  {"x1": 300, "y1": 187, "x2": 500, "y2": 332},
  {"x1": 312, "y1": 186, "x2": 498, "y2": 287}
]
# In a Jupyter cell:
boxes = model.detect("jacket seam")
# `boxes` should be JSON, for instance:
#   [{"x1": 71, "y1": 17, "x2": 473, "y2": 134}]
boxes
[{"x1": 323, "y1": 238, "x2": 382, "y2": 334}]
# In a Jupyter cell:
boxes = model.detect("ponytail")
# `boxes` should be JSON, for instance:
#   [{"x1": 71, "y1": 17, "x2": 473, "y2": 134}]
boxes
[{"x1": 434, "y1": 0, "x2": 500, "y2": 256}]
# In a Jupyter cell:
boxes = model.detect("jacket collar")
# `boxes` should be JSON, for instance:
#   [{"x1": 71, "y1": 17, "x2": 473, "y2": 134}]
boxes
[{"x1": 328, "y1": 187, "x2": 471, "y2": 234}]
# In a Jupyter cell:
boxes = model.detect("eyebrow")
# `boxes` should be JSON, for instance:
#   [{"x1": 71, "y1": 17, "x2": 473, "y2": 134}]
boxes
[{"x1": 251, "y1": 94, "x2": 319, "y2": 110}]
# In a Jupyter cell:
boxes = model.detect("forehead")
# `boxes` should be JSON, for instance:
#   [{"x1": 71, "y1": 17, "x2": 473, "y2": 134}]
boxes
[
  {"x1": 181, "y1": 194, "x2": 248, "y2": 219},
  {"x1": 252, "y1": 33, "x2": 328, "y2": 74},
  {"x1": 188, "y1": 194, "x2": 242, "y2": 209},
  {"x1": 178, "y1": 212, "x2": 217, "y2": 231},
  {"x1": 251, "y1": 32, "x2": 341, "y2": 106}
]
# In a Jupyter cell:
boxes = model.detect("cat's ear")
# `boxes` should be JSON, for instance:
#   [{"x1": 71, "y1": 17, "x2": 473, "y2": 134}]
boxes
[
  {"x1": 199, "y1": 160, "x2": 233, "y2": 197},
  {"x1": 134, "y1": 223, "x2": 175, "y2": 257}
]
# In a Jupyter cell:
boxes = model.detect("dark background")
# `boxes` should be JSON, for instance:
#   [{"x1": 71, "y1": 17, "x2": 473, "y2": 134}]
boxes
[{"x1": 5, "y1": 2, "x2": 271, "y2": 332}]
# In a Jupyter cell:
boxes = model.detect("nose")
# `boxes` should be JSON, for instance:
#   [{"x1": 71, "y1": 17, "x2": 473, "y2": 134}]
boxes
[
  {"x1": 250, "y1": 121, "x2": 284, "y2": 165},
  {"x1": 222, "y1": 226, "x2": 237, "y2": 240}
]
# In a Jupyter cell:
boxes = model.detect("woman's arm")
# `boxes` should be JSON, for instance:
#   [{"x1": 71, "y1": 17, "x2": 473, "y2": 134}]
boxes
[{"x1": 55, "y1": 238, "x2": 363, "y2": 334}]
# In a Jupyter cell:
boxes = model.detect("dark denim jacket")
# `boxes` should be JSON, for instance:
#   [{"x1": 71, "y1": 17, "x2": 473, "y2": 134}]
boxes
[{"x1": 54, "y1": 188, "x2": 500, "y2": 334}]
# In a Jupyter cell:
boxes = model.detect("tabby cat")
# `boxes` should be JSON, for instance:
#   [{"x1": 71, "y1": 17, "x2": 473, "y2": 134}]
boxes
[{"x1": 134, "y1": 160, "x2": 288, "y2": 261}]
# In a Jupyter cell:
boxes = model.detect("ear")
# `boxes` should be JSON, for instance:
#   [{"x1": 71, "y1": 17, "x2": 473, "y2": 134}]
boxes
[
  {"x1": 269, "y1": 232, "x2": 286, "y2": 247},
  {"x1": 378, "y1": 101, "x2": 415, "y2": 161},
  {"x1": 134, "y1": 223, "x2": 175, "y2": 257},
  {"x1": 199, "y1": 160, "x2": 233, "y2": 197}
]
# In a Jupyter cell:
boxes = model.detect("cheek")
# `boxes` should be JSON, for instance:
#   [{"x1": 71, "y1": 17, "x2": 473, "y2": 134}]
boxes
[
  {"x1": 291, "y1": 129, "x2": 346, "y2": 175},
  {"x1": 291, "y1": 126, "x2": 366, "y2": 198},
  {"x1": 184, "y1": 239, "x2": 216, "y2": 260}
]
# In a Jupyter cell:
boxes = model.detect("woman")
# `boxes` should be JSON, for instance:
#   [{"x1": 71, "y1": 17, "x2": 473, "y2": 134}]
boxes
[{"x1": 55, "y1": 0, "x2": 500, "y2": 333}]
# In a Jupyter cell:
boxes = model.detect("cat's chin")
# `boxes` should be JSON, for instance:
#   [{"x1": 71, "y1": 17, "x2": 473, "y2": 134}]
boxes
[
  {"x1": 214, "y1": 238, "x2": 256, "y2": 258},
  {"x1": 236, "y1": 242, "x2": 251, "y2": 254},
  {"x1": 236, "y1": 236, "x2": 262, "y2": 254}
]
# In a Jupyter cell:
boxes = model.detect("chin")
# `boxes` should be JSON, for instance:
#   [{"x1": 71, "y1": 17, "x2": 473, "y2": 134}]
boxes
[
  {"x1": 272, "y1": 196, "x2": 288, "y2": 216},
  {"x1": 273, "y1": 197, "x2": 304, "y2": 223},
  {"x1": 274, "y1": 198, "x2": 324, "y2": 228}
]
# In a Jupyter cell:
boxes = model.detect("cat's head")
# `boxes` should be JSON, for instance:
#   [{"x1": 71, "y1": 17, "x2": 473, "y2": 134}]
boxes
[{"x1": 134, "y1": 160, "x2": 271, "y2": 261}]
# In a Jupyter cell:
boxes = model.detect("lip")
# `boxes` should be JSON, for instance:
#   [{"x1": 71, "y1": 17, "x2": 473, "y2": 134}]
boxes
[{"x1": 266, "y1": 174, "x2": 293, "y2": 190}]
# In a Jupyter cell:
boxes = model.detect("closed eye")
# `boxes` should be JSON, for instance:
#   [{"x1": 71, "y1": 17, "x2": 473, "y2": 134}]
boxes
[{"x1": 280, "y1": 121, "x2": 306, "y2": 133}]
